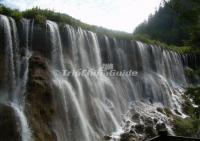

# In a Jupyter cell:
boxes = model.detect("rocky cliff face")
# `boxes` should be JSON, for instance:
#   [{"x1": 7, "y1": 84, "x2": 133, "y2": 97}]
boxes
[{"x1": 25, "y1": 54, "x2": 57, "y2": 141}]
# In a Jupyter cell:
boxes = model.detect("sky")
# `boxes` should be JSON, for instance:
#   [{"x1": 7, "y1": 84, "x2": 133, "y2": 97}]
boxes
[{"x1": 0, "y1": 0, "x2": 162, "y2": 33}]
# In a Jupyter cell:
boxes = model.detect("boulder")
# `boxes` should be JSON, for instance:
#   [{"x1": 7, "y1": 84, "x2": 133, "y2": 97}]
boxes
[
  {"x1": 144, "y1": 126, "x2": 157, "y2": 139},
  {"x1": 120, "y1": 133, "x2": 137, "y2": 141},
  {"x1": 103, "y1": 135, "x2": 112, "y2": 140},
  {"x1": 135, "y1": 124, "x2": 145, "y2": 134},
  {"x1": 0, "y1": 104, "x2": 22, "y2": 141},
  {"x1": 156, "y1": 123, "x2": 167, "y2": 132}
]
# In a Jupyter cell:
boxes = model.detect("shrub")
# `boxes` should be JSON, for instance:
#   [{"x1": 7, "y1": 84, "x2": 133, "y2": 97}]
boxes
[
  {"x1": 0, "y1": 5, "x2": 12, "y2": 16},
  {"x1": 186, "y1": 87, "x2": 200, "y2": 106},
  {"x1": 35, "y1": 14, "x2": 46, "y2": 25},
  {"x1": 11, "y1": 11, "x2": 22, "y2": 21},
  {"x1": 173, "y1": 117, "x2": 200, "y2": 137}
]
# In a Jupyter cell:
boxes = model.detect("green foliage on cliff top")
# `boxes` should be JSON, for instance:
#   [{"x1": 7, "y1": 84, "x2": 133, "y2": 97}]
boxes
[
  {"x1": 0, "y1": 4, "x2": 22, "y2": 21},
  {"x1": 0, "y1": 4, "x2": 132, "y2": 39},
  {"x1": 133, "y1": 34, "x2": 192, "y2": 54},
  {"x1": 134, "y1": 0, "x2": 200, "y2": 45},
  {"x1": 0, "y1": 4, "x2": 197, "y2": 54},
  {"x1": 134, "y1": 0, "x2": 200, "y2": 52}
]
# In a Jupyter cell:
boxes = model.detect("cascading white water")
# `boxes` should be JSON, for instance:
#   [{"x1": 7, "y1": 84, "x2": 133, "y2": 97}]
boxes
[
  {"x1": 46, "y1": 20, "x2": 65, "y2": 70},
  {"x1": 0, "y1": 15, "x2": 16, "y2": 95},
  {"x1": 0, "y1": 15, "x2": 32, "y2": 141},
  {"x1": 11, "y1": 103, "x2": 32, "y2": 141},
  {"x1": 46, "y1": 20, "x2": 188, "y2": 140},
  {"x1": 47, "y1": 22, "x2": 122, "y2": 141},
  {"x1": 15, "y1": 18, "x2": 32, "y2": 106},
  {"x1": 0, "y1": 14, "x2": 189, "y2": 141}
]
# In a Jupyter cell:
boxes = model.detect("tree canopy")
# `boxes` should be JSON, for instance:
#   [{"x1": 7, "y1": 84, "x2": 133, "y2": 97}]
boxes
[{"x1": 134, "y1": 0, "x2": 200, "y2": 48}]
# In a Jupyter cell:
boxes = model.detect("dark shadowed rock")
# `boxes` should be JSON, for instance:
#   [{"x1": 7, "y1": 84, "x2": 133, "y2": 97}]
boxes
[
  {"x1": 156, "y1": 123, "x2": 167, "y2": 132},
  {"x1": 174, "y1": 109, "x2": 182, "y2": 116},
  {"x1": 131, "y1": 113, "x2": 140, "y2": 122},
  {"x1": 135, "y1": 124, "x2": 145, "y2": 134},
  {"x1": 144, "y1": 117, "x2": 154, "y2": 127},
  {"x1": 0, "y1": 104, "x2": 22, "y2": 141},
  {"x1": 120, "y1": 132, "x2": 137, "y2": 141},
  {"x1": 103, "y1": 135, "x2": 112, "y2": 140},
  {"x1": 145, "y1": 126, "x2": 157, "y2": 139}
]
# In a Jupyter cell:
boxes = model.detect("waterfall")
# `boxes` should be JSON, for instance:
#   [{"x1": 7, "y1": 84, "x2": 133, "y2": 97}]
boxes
[
  {"x1": 11, "y1": 103, "x2": 32, "y2": 141},
  {"x1": 0, "y1": 15, "x2": 189, "y2": 141},
  {"x1": 46, "y1": 20, "x2": 65, "y2": 70},
  {"x1": 48, "y1": 22, "x2": 121, "y2": 141},
  {"x1": 15, "y1": 18, "x2": 32, "y2": 106},
  {"x1": 0, "y1": 15, "x2": 32, "y2": 141},
  {"x1": 48, "y1": 22, "x2": 187, "y2": 140},
  {"x1": 0, "y1": 15, "x2": 16, "y2": 95}
]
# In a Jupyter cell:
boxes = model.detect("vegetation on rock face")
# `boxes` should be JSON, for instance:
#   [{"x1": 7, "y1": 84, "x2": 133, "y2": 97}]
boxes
[
  {"x1": 173, "y1": 117, "x2": 200, "y2": 137},
  {"x1": 185, "y1": 86, "x2": 200, "y2": 118},
  {"x1": 133, "y1": 34, "x2": 192, "y2": 54},
  {"x1": 185, "y1": 67, "x2": 200, "y2": 84},
  {"x1": 173, "y1": 86, "x2": 200, "y2": 137}
]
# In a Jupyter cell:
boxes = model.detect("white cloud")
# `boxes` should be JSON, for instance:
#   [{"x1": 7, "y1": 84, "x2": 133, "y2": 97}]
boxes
[{"x1": 0, "y1": 0, "x2": 162, "y2": 32}]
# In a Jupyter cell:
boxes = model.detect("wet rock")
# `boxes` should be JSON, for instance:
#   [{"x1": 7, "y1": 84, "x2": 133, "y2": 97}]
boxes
[
  {"x1": 156, "y1": 107, "x2": 164, "y2": 114},
  {"x1": 120, "y1": 133, "x2": 137, "y2": 141},
  {"x1": 0, "y1": 104, "x2": 21, "y2": 141},
  {"x1": 103, "y1": 135, "x2": 112, "y2": 140},
  {"x1": 174, "y1": 109, "x2": 182, "y2": 115},
  {"x1": 131, "y1": 113, "x2": 140, "y2": 122},
  {"x1": 139, "y1": 115, "x2": 145, "y2": 122},
  {"x1": 163, "y1": 108, "x2": 173, "y2": 117},
  {"x1": 125, "y1": 120, "x2": 131, "y2": 129},
  {"x1": 25, "y1": 54, "x2": 57, "y2": 141},
  {"x1": 144, "y1": 117, "x2": 154, "y2": 127},
  {"x1": 135, "y1": 124, "x2": 144, "y2": 134},
  {"x1": 144, "y1": 126, "x2": 157, "y2": 139},
  {"x1": 158, "y1": 130, "x2": 168, "y2": 137},
  {"x1": 153, "y1": 118, "x2": 158, "y2": 124},
  {"x1": 129, "y1": 129, "x2": 136, "y2": 134},
  {"x1": 156, "y1": 123, "x2": 166, "y2": 132}
]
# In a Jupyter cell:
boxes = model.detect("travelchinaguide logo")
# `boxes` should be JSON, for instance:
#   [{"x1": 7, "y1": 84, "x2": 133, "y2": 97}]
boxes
[{"x1": 55, "y1": 64, "x2": 138, "y2": 77}]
